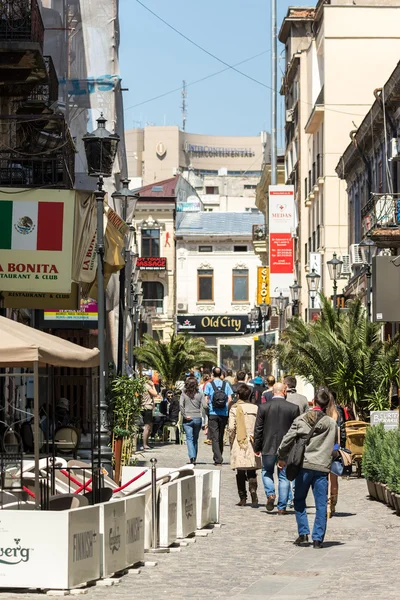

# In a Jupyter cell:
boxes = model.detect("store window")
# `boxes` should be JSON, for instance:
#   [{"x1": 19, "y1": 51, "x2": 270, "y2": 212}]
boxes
[
  {"x1": 142, "y1": 281, "x2": 164, "y2": 313},
  {"x1": 141, "y1": 229, "x2": 160, "y2": 257},
  {"x1": 205, "y1": 186, "x2": 219, "y2": 195},
  {"x1": 232, "y1": 269, "x2": 249, "y2": 302},
  {"x1": 197, "y1": 269, "x2": 214, "y2": 301},
  {"x1": 220, "y1": 344, "x2": 252, "y2": 373}
]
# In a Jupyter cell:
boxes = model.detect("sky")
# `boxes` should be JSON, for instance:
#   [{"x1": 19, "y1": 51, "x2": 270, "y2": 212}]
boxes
[{"x1": 119, "y1": 0, "x2": 315, "y2": 141}]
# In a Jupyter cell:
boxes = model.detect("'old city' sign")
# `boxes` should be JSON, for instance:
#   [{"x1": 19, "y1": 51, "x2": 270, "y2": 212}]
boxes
[{"x1": 177, "y1": 315, "x2": 248, "y2": 335}]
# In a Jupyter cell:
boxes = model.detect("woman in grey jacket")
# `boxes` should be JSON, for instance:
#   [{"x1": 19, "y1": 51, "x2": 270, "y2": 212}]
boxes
[
  {"x1": 180, "y1": 377, "x2": 205, "y2": 465},
  {"x1": 278, "y1": 388, "x2": 337, "y2": 549}
]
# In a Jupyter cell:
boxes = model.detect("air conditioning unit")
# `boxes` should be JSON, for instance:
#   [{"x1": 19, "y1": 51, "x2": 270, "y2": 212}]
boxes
[
  {"x1": 286, "y1": 108, "x2": 294, "y2": 123},
  {"x1": 350, "y1": 244, "x2": 363, "y2": 267},
  {"x1": 340, "y1": 254, "x2": 351, "y2": 276},
  {"x1": 177, "y1": 302, "x2": 188, "y2": 313}
]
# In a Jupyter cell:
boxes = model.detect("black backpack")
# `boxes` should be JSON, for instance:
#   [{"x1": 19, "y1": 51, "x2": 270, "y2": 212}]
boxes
[
  {"x1": 286, "y1": 412, "x2": 324, "y2": 481},
  {"x1": 252, "y1": 384, "x2": 266, "y2": 406},
  {"x1": 211, "y1": 381, "x2": 228, "y2": 410}
]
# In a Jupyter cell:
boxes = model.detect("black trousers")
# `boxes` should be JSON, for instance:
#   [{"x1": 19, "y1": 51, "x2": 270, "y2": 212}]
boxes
[
  {"x1": 236, "y1": 470, "x2": 257, "y2": 496},
  {"x1": 208, "y1": 415, "x2": 228, "y2": 464}
]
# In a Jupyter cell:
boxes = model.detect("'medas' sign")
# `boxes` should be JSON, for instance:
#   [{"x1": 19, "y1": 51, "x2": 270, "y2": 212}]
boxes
[{"x1": 0, "y1": 190, "x2": 75, "y2": 293}]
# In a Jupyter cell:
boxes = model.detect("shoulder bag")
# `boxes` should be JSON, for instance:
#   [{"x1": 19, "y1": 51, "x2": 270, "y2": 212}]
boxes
[{"x1": 286, "y1": 412, "x2": 325, "y2": 481}]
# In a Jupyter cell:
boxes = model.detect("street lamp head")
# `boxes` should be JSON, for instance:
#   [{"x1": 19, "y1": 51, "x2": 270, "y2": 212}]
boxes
[
  {"x1": 289, "y1": 280, "x2": 301, "y2": 302},
  {"x1": 83, "y1": 113, "x2": 120, "y2": 178},
  {"x1": 250, "y1": 307, "x2": 259, "y2": 322},
  {"x1": 277, "y1": 292, "x2": 289, "y2": 312},
  {"x1": 327, "y1": 252, "x2": 343, "y2": 281},
  {"x1": 306, "y1": 268, "x2": 321, "y2": 293},
  {"x1": 260, "y1": 301, "x2": 269, "y2": 318},
  {"x1": 359, "y1": 234, "x2": 378, "y2": 266},
  {"x1": 111, "y1": 178, "x2": 139, "y2": 215}
]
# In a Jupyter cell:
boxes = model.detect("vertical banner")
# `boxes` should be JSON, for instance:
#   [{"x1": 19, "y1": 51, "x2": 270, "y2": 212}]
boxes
[
  {"x1": 257, "y1": 267, "x2": 270, "y2": 305},
  {"x1": 268, "y1": 185, "x2": 295, "y2": 297}
]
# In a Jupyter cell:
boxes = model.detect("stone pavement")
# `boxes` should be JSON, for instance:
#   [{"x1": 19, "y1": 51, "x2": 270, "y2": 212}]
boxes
[{"x1": 1, "y1": 437, "x2": 399, "y2": 599}]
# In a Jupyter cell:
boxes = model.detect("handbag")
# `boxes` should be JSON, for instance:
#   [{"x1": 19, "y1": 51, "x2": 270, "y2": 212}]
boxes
[
  {"x1": 286, "y1": 412, "x2": 325, "y2": 481},
  {"x1": 331, "y1": 426, "x2": 352, "y2": 476}
]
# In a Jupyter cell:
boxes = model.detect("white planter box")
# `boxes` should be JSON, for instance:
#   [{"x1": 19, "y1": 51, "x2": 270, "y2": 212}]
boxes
[
  {"x1": 195, "y1": 470, "x2": 213, "y2": 529},
  {"x1": 125, "y1": 494, "x2": 145, "y2": 567},
  {"x1": 158, "y1": 480, "x2": 178, "y2": 548},
  {"x1": 176, "y1": 476, "x2": 197, "y2": 539},
  {"x1": 195, "y1": 468, "x2": 221, "y2": 524},
  {"x1": 0, "y1": 506, "x2": 100, "y2": 590},
  {"x1": 99, "y1": 498, "x2": 126, "y2": 578}
]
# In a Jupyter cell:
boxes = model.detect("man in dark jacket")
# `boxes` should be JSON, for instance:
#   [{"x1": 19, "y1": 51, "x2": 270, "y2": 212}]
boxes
[{"x1": 254, "y1": 382, "x2": 300, "y2": 514}]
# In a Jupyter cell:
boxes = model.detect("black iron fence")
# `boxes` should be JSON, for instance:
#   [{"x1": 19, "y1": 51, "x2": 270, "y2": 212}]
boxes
[
  {"x1": 0, "y1": 0, "x2": 44, "y2": 49},
  {"x1": 361, "y1": 193, "x2": 400, "y2": 231}
]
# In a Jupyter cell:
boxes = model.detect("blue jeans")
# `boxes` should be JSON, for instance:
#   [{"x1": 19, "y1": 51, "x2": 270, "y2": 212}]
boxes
[
  {"x1": 183, "y1": 418, "x2": 202, "y2": 460},
  {"x1": 294, "y1": 468, "x2": 329, "y2": 542},
  {"x1": 261, "y1": 454, "x2": 290, "y2": 511}
]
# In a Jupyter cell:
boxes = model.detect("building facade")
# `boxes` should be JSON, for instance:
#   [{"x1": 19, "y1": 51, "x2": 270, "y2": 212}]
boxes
[
  {"x1": 279, "y1": 0, "x2": 400, "y2": 316},
  {"x1": 175, "y1": 212, "x2": 264, "y2": 360},
  {"x1": 135, "y1": 175, "x2": 200, "y2": 341},
  {"x1": 126, "y1": 125, "x2": 269, "y2": 213}
]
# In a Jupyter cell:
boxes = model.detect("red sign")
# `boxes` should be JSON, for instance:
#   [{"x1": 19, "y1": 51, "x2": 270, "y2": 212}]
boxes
[
  {"x1": 269, "y1": 234, "x2": 294, "y2": 273},
  {"x1": 136, "y1": 257, "x2": 167, "y2": 271}
]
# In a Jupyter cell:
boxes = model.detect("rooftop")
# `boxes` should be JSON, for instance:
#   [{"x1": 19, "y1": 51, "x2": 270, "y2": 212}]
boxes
[
  {"x1": 176, "y1": 211, "x2": 264, "y2": 238},
  {"x1": 137, "y1": 175, "x2": 180, "y2": 198}
]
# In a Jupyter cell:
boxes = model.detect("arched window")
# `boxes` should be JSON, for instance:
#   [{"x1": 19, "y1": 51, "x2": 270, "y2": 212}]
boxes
[{"x1": 143, "y1": 282, "x2": 164, "y2": 313}]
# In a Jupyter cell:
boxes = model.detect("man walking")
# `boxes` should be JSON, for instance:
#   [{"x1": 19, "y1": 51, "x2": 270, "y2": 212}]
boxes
[
  {"x1": 231, "y1": 370, "x2": 252, "y2": 406},
  {"x1": 253, "y1": 382, "x2": 299, "y2": 514},
  {"x1": 205, "y1": 367, "x2": 233, "y2": 465},
  {"x1": 262, "y1": 375, "x2": 275, "y2": 403},
  {"x1": 283, "y1": 376, "x2": 309, "y2": 414}
]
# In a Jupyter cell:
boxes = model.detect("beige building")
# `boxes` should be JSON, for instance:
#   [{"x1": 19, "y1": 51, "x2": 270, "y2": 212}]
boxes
[
  {"x1": 279, "y1": 0, "x2": 400, "y2": 316},
  {"x1": 126, "y1": 126, "x2": 269, "y2": 213}
]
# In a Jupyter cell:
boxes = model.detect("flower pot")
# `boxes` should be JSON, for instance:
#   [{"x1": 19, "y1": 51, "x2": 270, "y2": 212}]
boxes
[
  {"x1": 382, "y1": 484, "x2": 390, "y2": 506},
  {"x1": 366, "y1": 479, "x2": 377, "y2": 500},
  {"x1": 394, "y1": 494, "x2": 400, "y2": 516},
  {"x1": 376, "y1": 482, "x2": 386, "y2": 503}
]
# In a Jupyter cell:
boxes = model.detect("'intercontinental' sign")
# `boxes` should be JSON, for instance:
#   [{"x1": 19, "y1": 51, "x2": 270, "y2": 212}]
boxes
[
  {"x1": 177, "y1": 314, "x2": 248, "y2": 335},
  {"x1": 184, "y1": 143, "x2": 255, "y2": 158}
]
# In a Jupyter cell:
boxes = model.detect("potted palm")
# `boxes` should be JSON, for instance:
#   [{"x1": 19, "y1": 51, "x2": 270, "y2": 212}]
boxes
[{"x1": 110, "y1": 374, "x2": 146, "y2": 484}]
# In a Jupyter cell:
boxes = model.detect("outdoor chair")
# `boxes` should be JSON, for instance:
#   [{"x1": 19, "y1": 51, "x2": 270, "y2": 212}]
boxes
[
  {"x1": 162, "y1": 412, "x2": 183, "y2": 444},
  {"x1": 48, "y1": 493, "x2": 89, "y2": 511},
  {"x1": 53, "y1": 426, "x2": 81, "y2": 459}
]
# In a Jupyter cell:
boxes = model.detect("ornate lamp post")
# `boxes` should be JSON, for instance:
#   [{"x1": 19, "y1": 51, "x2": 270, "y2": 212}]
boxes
[
  {"x1": 83, "y1": 114, "x2": 120, "y2": 485},
  {"x1": 111, "y1": 180, "x2": 139, "y2": 374},
  {"x1": 327, "y1": 253, "x2": 343, "y2": 310},
  {"x1": 306, "y1": 268, "x2": 321, "y2": 310},
  {"x1": 289, "y1": 280, "x2": 301, "y2": 316},
  {"x1": 248, "y1": 307, "x2": 259, "y2": 334},
  {"x1": 260, "y1": 301, "x2": 270, "y2": 342},
  {"x1": 359, "y1": 234, "x2": 378, "y2": 321}
]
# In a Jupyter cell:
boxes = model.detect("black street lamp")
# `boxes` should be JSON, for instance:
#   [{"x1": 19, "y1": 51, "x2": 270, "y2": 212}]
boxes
[
  {"x1": 306, "y1": 268, "x2": 321, "y2": 309},
  {"x1": 83, "y1": 114, "x2": 120, "y2": 487},
  {"x1": 289, "y1": 280, "x2": 301, "y2": 316},
  {"x1": 327, "y1": 253, "x2": 343, "y2": 310},
  {"x1": 359, "y1": 234, "x2": 378, "y2": 321},
  {"x1": 260, "y1": 301, "x2": 270, "y2": 344},
  {"x1": 275, "y1": 292, "x2": 289, "y2": 376},
  {"x1": 248, "y1": 307, "x2": 259, "y2": 333},
  {"x1": 111, "y1": 180, "x2": 139, "y2": 375}
]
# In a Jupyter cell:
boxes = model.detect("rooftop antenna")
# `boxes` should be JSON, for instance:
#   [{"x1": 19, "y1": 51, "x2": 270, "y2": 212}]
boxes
[{"x1": 181, "y1": 80, "x2": 187, "y2": 132}]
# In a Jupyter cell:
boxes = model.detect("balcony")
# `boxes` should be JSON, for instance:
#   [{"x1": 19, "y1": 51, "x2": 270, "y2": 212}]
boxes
[
  {"x1": 0, "y1": 0, "x2": 46, "y2": 94},
  {"x1": 305, "y1": 87, "x2": 325, "y2": 134},
  {"x1": 18, "y1": 56, "x2": 59, "y2": 111},
  {"x1": 252, "y1": 223, "x2": 268, "y2": 254},
  {"x1": 361, "y1": 193, "x2": 400, "y2": 248},
  {"x1": 0, "y1": 114, "x2": 75, "y2": 189}
]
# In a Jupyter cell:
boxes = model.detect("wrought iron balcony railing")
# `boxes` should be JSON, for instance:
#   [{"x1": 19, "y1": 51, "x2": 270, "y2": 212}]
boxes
[
  {"x1": 361, "y1": 193, "x2": 400, "y2": 235},
  {"x1": 26, "y1": 56, "x2": 59, "y2": 106},
  {"x1": 0, "y1": 0, "x2": 44, "y2": 49},
  {"x1": 252, "y1": 224, "x2": 268, "y2": 242}
]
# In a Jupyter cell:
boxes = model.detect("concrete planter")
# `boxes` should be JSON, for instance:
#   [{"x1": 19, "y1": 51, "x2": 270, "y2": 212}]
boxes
[
  {"x1": 375, "y1": 482, "x2": 386, "y2": 503},
  {"x1": 366, "y1": 479, "x2": 377, "y2": 500}
]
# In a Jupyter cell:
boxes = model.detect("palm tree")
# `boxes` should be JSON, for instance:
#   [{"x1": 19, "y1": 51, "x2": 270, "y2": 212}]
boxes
[
  {"x1": 134, "y1": 333, "x2": 216, "y2": 388},
  {"x1": 276, "y1": 295, "x2": 398, "y2": 419}
]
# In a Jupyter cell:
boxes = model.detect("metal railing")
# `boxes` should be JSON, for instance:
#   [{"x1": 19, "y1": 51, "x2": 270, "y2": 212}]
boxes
[
  {"x1": 361, "y1": 193, "x2": 400, "y2": 230},
  {"x1": 26, "y1": 55, "x2": 59, "y2": 105},
  {"x1": 252, "y1": 223, "x2": 268, "y2": 242},
  {"x1": 0, "y1": 0, "x2": 44, "y2": 49}
]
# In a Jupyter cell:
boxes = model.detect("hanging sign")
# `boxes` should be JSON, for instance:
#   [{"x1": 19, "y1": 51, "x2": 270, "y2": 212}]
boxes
[{"x1": 257, "y1": 267, "x2": 270, "y2": 305}]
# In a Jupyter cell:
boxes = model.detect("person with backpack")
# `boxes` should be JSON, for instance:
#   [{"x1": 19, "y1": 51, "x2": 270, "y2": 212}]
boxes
[
  {"x1": 277, "y1": 387, "x2": 337, "y2": 548},
  {"x1": 251, "y1": 374, "x2": 267, "y2": 406},
  {"x1": 204, "y1": 367, "x2": 233, "y2": 465}
]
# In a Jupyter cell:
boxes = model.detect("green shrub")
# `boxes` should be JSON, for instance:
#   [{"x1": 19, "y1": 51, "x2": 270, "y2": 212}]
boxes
[
  {"x1": 362, "y1": 423, "x2": 386, "y2": 482},
  {"x1": 387, "y1": 428, "x2": 400, "y2": 494}
]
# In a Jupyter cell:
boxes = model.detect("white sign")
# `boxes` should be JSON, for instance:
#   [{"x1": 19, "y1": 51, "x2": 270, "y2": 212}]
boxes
[
  {"x1": 159, "y1": 481, "x2": 178, "y2": 548},
  {"x1": 371, "y1": 411, "x2": 399, "y2": 431},
  {"x1": 176, "y1": 476, "x2": 197, "y2": 539},
  {"x1": 68, "y1": 506, "x2": 101, "y2": 589},
  {"x1": 196, "y1": 469, "x2": 221, "y2": 524},
  {"x1": 125, "y1": 495, "x2": 145, "y2": 567},
  {"x1": 100, "y1": 499, "x2": 126, "y2": 578}
]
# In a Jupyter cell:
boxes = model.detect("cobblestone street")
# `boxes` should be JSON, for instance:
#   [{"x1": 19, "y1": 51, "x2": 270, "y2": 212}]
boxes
[{"x1": 2, "y1": 437, "x2": 399, "y2": 600}]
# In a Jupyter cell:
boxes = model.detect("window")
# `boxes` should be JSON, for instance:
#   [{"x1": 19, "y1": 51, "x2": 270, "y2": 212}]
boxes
[
  {"x1": 205, "y1": 186, "x2": 219, "y2": 195},
  {"x1": 234, "y1": 245, "x2": 247, "y2": 252},
  {"x1": 141, "y1": 229, "x2": 160, "y2": 257},
  {"x1": 198, "y1": 269, "x2": 214, "y2": 301},
  {"x1": 244, "y1": 184, "x2": 257, "y2": 190},
  {"x1": 199, "y1": 245, "x2": 213, "y2": 252},
  {"x1": 142, "y1": 282, "x2": 164, "y2": 313},
  {"x1": 232, "y1": 269, "x2": 249, "y2": 302}
]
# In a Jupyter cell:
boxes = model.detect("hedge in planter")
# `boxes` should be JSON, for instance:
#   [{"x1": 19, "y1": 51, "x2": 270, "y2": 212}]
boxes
[
  {"x1": 362, "y1": 423, "x2": 385, "y2": 500},
  {"x1": 386, "y1": 428, "x2": 400, "y2": 514}
]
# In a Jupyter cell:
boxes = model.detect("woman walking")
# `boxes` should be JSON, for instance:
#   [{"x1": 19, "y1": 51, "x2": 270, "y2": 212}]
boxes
[
  {"x1": 326, "y1": 391, "x2": 346, "y2": 517},
  {"x1": 180, "y1": 376, "x2": 205, "y2": 465},
  {"x1": 228, "y1": 383, "x2": 261, "y2": 507}
]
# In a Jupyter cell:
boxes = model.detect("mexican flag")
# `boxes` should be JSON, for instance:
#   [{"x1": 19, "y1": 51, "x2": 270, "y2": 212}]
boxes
[{"x1": 0, "y1": 200, "x2": 64, "y2": 251}]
